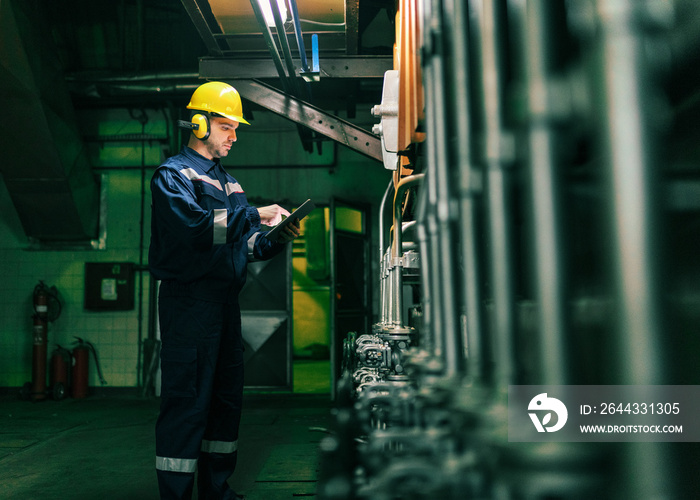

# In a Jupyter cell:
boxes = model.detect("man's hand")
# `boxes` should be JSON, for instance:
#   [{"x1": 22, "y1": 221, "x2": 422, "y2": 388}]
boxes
[
  {"x1": 257, "y1": 204, "x2": 301, "y2": 243},
  {"x1": 258, "y1": 204, "x2": 290, "y2": 226},
  {"x1": 277, "y1": 219, "x2": 301, "y2": 243}
]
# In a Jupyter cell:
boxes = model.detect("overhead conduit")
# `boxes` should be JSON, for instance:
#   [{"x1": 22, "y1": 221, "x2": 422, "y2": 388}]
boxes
[{"x1": 0, "y1": 0, "x2": 99, "y2": 241}]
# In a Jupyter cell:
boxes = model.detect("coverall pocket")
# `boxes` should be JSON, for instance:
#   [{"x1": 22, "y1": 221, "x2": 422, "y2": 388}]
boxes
[{"x1": 160, "y1": 346, "x2": 197, "y2": 398}]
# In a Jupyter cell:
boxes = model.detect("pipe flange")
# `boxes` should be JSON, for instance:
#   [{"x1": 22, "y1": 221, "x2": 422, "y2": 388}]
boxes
[{"x1": 379, "y1": 326, "x2": 415, "y2": 336}]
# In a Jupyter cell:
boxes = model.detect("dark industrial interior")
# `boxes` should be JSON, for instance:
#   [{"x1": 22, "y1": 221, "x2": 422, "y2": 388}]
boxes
[{"x1": 2, "y1": 0, "x2": 700, "y2": 499}]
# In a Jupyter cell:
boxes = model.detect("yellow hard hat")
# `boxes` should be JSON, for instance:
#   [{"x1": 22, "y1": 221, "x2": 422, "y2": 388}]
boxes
[{"x1": 187, "y1": 81, "x2": 250, "y2": 125}]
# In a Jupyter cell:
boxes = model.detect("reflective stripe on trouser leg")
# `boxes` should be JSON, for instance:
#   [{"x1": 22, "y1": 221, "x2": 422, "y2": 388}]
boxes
[
  {"x1": 156, "y1": 294, "x2": 224, "y2": 499},
  {"x1": 198, "y1": 300, "x2": 244, "y2": 500},
  {"x1": 156, "y1": 456, "x2": 198, "y2": 473},
  {"x1": 201, "y1": 439, "x2": 238, "y2": 453}
]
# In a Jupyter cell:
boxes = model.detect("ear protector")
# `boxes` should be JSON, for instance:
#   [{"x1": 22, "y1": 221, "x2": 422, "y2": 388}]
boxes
[{"x1": 177, "y1": 112, "x2": 210, "y2": 140}]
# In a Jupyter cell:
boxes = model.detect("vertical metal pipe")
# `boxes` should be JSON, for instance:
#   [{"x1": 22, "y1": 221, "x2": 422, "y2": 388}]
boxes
[
  {"x1": 390, "y1": 257, "x2": 403, "y2": 329},
  {"x1": 426, "y1": 180, "x2": 445, "y2": 357},
  {"x1": 384, "y1": 247, "x2": 395, "y2": 327},
  {"x1": 379, "y1": 254, "x2": 385, "y2": 326},
  {"x1": 379, "y1": 180, "x2": 394, "y2": 267},
  {"x1": 443, "y1": 0, "x2": 485, "y2": 380},
  {"x1": 593, "y1": 0, "x2": 666, "y2": 387},
  {"x1": 382, "y1": 250, "x2": 390, "y2": 325},
  {"x1": 421, "y1": 66, "x2": 445, "y2": 358},
  {"x1": 378, "y1": 181, "x2": 394, "y2": 328},
  {"x1": 472, "y1": 0, "x2": 517, "y2": 388},
  {"x1": 521, "y1": 0, "x2": 569, "y2": 385},
  {"x1": 415, "y1": 189, "x2": 435, "y2": 351},
  {"x1": 425, "y1": 3, "x2": 463, "y2": 377},
  {"x1": 391, "y1": 175, "x2": 425, "y2": 328},
  {"x1": 589, "y1": 0, "x2": 671, "y2": 497}
]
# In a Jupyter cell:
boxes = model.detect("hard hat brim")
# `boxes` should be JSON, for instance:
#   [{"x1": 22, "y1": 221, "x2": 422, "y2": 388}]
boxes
[{"x1": 217, "y1": 112, "x2": 250, "y2": 126}]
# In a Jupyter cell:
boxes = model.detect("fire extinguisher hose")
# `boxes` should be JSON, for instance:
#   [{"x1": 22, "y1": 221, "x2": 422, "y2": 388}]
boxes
[
  {"x1": 87, "y1": 340, "x2": 107, "y2": 385},
  {"x1": 74, "y1": 337, "x2": 108, "y2": 385}
]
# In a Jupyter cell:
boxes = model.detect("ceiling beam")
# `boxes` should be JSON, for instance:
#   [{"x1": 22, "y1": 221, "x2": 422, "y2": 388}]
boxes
[
  {"x1": 234, "y1": 79, "x2": 382, "y2": 162},
  {"x1": 210, "y1": 32, "x2": 349, "y2": 54},
  {"x1": 199, "y1": 56, "x2": 392, "y2": 80},
  {"x1": 180, "y1": 0, "x2": 224, "y2": 55}
]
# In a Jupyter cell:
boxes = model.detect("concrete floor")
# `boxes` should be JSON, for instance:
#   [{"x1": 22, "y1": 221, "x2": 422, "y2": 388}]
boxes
[{"x1": 0, "y1": 391, "x2": 333, "y2": 499}]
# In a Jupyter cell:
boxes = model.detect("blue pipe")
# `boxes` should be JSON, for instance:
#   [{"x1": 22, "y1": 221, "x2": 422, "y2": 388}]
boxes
[{"x1": 287, "y1": 0, "x2": 309, "y2": 72}]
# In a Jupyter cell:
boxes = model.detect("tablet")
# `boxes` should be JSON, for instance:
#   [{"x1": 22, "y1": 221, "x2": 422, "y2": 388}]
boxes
[{"x1": 264, "y1": 199, "x2": 315, "y2": 241}]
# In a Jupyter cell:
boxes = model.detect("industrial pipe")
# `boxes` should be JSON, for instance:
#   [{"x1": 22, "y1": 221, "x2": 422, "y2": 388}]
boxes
[
  {"x1": 269, "y1": 0, "x2": 302, "y2": 95},
  {"x1": 392, "y1": 173, "x2": 425, "y2": 261},
  {"x1": 472, "y1": 0, "x2": 517, "y2": 388},
  {"x1": 378, "y1": 180, "x2": 394, "y2": 266},
  {"x1": 520, "y1": 0, "x2": 570, "y2": 386},
  {"x1": 443, "y1": 0, "x2": 485, "y2": 382},
  {"x1": 424, "y1": 1, "x2": 464, "y2": 378},
  {"x1": 377, "y1": 181, "x2": 394, "y2": 328},
  {"x1": 250, "y1": 0, "x2": 293, "y2": 93},
  {"x1": 588, "y1": 0, "x2": 671, "y2": 497},
  {"x1": 419, "y1": 23, "x2": 447, "y2": 362},
  {"x1": 415, "y1": 189, "x2": 435, "y2": 353},
  {"x1": 389, "y1": 174, "x2": 425, "y2": 329},
  {"x1": 286, "y1": 0, "x2": 310, "y2": 73}
]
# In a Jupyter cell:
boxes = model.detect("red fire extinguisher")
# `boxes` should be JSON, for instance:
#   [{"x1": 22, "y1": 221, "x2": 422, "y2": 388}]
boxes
[
  {"x1": 49, "y1": 345, "x2": 72, "y2": 400},
  {"x1": 71, "y1": 337, "x2": 107, "y2": 399},
  {"x1": 31, "y1": 313, "x2": 48, "y2": 401},
  {"x1": 72, "y1": 341, "x2": 89, "y2": 399},
  {"x1": 22, "y1": 281, "x2": 62, "y2": 402}
]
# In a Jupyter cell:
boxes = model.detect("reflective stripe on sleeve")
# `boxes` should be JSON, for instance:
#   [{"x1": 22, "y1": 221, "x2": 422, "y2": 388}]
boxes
[
  {"x1": 247, "y1": 233, "x2": 260, "y2": 261},
  {"x1": 180, "y1": 168, "x2": 221, "y2": 191},
  {"x1": 213, "y1": 209, "x2": 228, "y2": 245},
  {"x1": 225, "y1": 182, "x2": 244, "y2": 195},
  {"x1": 201, "y1": 439, "x2": 238, "y2": 454},
  {"x1": 155, "y1": 456, "x2": 197, "y2": 473}
]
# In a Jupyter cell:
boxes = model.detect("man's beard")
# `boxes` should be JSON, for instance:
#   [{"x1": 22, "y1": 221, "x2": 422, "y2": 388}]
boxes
[{"x1": 208, "y1": 141, "x2": 231, "y2": 159}]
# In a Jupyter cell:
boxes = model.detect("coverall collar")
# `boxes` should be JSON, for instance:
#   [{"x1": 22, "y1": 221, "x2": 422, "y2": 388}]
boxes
[{"x1": 181, "y1": 146, "x2": 222, "y2": 175}]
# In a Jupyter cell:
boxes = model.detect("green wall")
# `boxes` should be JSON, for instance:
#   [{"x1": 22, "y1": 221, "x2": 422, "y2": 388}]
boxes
[{"x1": 0, "y1": 108, "x2": 390, "y2": 389}]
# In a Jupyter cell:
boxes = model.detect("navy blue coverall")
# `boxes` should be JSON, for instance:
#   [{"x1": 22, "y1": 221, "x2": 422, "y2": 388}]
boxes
[{"x1": 149, "y1": 146, "x2": 284, "y2": 499}]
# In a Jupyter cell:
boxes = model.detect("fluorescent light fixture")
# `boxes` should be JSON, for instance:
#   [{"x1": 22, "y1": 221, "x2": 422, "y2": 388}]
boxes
[{"x1": 259, "y1": 0, "x2": 288, "y2": 27}]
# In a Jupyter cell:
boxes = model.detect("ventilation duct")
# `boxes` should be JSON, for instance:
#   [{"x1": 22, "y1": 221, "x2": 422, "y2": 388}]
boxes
[{"x1": 0, "y1": 0, "x2": 99, "y2": 241}]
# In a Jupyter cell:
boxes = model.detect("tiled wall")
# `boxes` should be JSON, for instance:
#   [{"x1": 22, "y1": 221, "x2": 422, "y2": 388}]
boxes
[{"x1": 0, "y1": 171, "x2": 151, "y2": 389}]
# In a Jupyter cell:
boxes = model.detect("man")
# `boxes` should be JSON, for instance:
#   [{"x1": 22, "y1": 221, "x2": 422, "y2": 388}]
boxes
[{"x1": 149, "y1": 81, "x2": 300, "y2": 499}]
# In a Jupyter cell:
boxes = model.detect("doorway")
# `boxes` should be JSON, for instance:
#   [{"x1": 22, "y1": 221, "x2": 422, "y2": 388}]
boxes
[
  {"x1": 292, "y1": 207, "x2": 331, "y2": 393},
  {"x1": 292, "y1": 201, "x2": 371, "y2": 395}
]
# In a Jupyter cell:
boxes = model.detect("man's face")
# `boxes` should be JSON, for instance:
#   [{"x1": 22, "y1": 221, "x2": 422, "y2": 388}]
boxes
[{"x1": 203, "y1": 116, "x2": 239, "y2": 159}]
